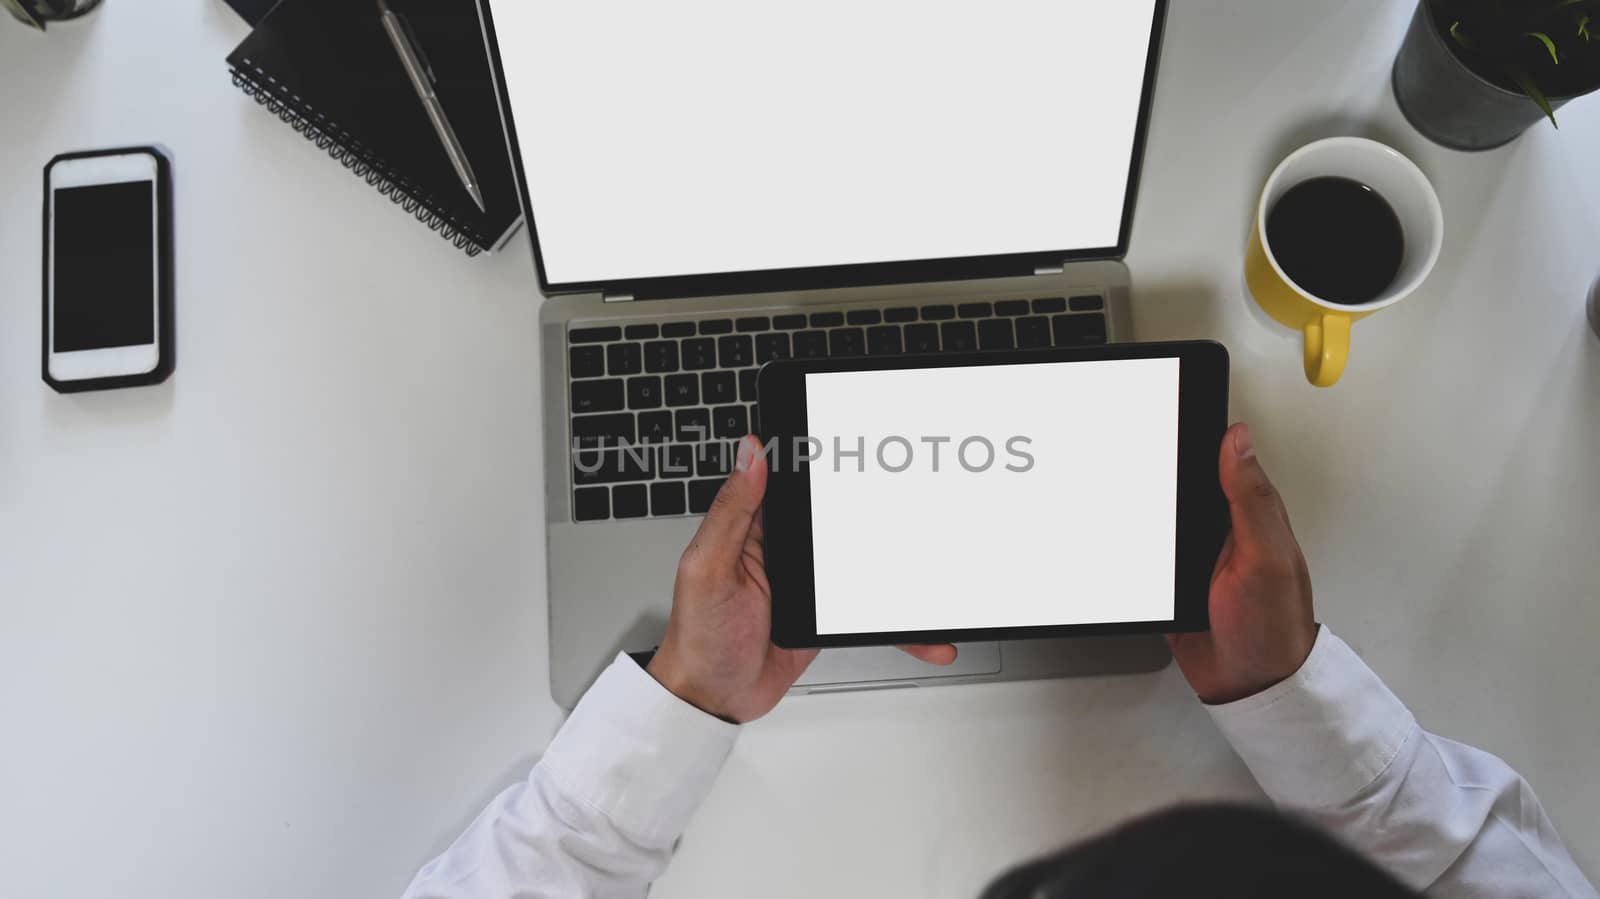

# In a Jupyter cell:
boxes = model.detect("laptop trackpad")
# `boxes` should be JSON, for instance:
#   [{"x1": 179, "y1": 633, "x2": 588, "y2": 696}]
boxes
[{"x1": 795, "y1": 642, "x2": 1001, "y2": 688}]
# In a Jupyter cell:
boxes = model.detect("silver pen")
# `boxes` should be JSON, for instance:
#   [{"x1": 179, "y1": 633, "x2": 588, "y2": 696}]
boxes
[{"x1": 379, "y1": 0, "x2": 487, "y2": 213}]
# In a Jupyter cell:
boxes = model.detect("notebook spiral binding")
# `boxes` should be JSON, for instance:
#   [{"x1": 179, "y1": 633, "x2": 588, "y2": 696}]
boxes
[{"x1": 230, "y1": 68, "x2": 484, "y2": 257}]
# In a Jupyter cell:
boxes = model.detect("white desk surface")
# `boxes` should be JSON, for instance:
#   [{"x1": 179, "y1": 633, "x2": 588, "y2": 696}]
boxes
[{"x1": 3, "y1": 3, "x2": 1597, "y2": 897}]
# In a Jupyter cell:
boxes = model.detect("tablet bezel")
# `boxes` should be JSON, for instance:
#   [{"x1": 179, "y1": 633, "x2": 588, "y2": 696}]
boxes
[{"x1": 758, "y1": 341, "x2": 1228, "y2": 649}]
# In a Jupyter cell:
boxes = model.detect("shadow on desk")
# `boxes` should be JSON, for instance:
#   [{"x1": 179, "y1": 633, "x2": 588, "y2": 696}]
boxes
[{"x1": 42, "y1": 379, "x2": 176, "y2": 428}]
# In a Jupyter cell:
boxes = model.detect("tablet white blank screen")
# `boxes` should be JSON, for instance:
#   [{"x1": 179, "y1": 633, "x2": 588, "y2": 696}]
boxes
[
  {"x1": 804, "y1": 358, "x2": 1179, "y2": 634},
  {"x1": 492, "y1": 1, "x2": 1162, "y2": 285}
]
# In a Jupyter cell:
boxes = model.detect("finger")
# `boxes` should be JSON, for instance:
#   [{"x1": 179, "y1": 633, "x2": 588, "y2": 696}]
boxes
[
  {"x1": 748, "y1": 505, "x2": 766, "y2": 551},
  {"x1": 773, "y1": 646, "x2": 820, "y2": 681},
  {"x1": 896, "y1": 643, "x2": 959, "y2": 665},
  {"x1": 685, "y1": 435, "x2": 769, "y2": 566},
  {"x1": 1210, "y1": 533, "x2": 1236, "y2": 582},
  {"x1": 1217, "y1": 423, "x2": 1291, "y2": 557}
]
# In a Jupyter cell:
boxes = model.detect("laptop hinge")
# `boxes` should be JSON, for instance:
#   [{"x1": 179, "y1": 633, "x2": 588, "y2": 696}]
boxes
[
  {"x1": 1033, "y1": 262, "x2": 1066, "y2": 276},
  {"x1": 602, "y1": 291, "x2": 635, "y2": 303}
]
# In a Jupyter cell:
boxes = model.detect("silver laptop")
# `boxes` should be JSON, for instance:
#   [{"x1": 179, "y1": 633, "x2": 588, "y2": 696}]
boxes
[{"x1": 478, "y1": 0, "x2": 1172, "y2": 707}]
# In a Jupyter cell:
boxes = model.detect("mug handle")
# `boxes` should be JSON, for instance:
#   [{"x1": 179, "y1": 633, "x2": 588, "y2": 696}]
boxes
[{"x1": 1303, "y1": 313, "x2": 1350, "y2": 387}]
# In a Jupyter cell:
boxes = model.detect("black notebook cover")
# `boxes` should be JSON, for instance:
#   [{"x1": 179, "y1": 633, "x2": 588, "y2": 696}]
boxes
[{"x1": 227, "y1": 0, "x2": 520, "y2": 255}]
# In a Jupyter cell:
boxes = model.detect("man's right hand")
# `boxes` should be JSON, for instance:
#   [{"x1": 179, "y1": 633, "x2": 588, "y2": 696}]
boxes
[{"x1": 1168, "y1": 423, "x2": 1319, "y2": 705}]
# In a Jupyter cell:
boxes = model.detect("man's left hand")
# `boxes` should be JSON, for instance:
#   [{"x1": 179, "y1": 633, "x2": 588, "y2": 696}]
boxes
[{"x1": 648, "y1": 435, "x2": 955, "y2": 723}]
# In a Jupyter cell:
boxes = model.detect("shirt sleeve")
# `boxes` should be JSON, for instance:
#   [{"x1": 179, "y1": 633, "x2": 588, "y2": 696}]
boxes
[
  {"x1": 1206, "y1": 627, "x2": 1597, "y2": 899},
  {"x1": 400, "y1": 652, "x2": 739, "y2": 899}
]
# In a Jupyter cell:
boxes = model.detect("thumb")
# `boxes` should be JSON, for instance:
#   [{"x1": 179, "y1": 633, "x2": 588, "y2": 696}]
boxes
[
  {"x1": 686, "y1": 435, "x2": 769, "y2": 564},
  {"x1": 1218, "y1": 423, "x2": 1289, "y2": 556}
]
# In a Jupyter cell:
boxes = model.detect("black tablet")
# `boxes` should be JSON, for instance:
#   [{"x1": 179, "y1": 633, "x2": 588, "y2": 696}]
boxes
[{"x1": 757, "y1": 341, "x2": 1229, "y2": 649}]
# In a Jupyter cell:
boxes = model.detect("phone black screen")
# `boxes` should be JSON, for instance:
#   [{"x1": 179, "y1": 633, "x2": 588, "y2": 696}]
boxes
[{"x1": 53, "y1": 180, "x2": 155, "y2": 352}]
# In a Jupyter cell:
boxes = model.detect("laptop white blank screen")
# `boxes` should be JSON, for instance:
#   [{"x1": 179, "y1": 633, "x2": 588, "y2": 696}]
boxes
[{"x1": 492, "y1": 1, "x2": 1162, "y2": 286}]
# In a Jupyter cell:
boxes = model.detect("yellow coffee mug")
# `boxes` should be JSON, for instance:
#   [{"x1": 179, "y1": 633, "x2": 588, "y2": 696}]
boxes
[{"x1": 1246, "y1": 137, "x2": 1443, "y2": 387}]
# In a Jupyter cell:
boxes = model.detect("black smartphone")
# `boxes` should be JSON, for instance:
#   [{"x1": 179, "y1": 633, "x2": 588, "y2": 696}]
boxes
[
  {"x1": 42, "y1": 146, "x2": 174, "y2": 394},
  {"x1": 756, "y1": 341, "x2": 1230, "y2": 649}
]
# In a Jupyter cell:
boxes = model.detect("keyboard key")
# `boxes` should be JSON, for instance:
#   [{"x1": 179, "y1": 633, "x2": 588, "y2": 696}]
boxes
[
  {"x1": 689, "y1": 478, "x2": 724, "y2": 514},
  {"x1": 696, "y1": 441, "x2": 737, "y2": 477},
  {"x1": 736, "y1": 316, "x2": 771, "y2": 333},
  {"x1": 1070, "y1": 294, "x2": 1105, "y2": 311},
  {"x1": 884, "y1": 306, "x2": 918, "y2": 323},
  {"x1": 571, "y1": 412, "x2": 635, "y2": 448},
  {"x1": 570, "y1": 326, "x2": 620, "y2": 344},
  {"x1": 1053, "y1": 313, "x2": 1108, "y2": 345},
  {"x1": 569, "y1": 345, "x2": 605, "y2": 378},
  {"x1": 978, "y1": 318, "x2": 1015, "y2": 350},
  {"x1": 573, "y1": 487, "x2": 609, "y2": 521},
  {"x1": 1032, "y1": 297, "x2": 1067, "y2": 314},
  {"x1": 611, "y1": 484, "x2": 648, "y2": 519},
  {"x1": 662, "y1": 321, "x2": 696, "y2": 337},
  {"x1": 713, "y1": 405, "x2": 749, "y2": 439},
  {"x1": 773, "y1": 314, "x2": 807, "y2": 330},
  {"x1": 1015, "y1": 316, "x2": 1051, "y2": 348},
  {"x1": 627, "y1": 376, "x2": 662, "y2": 409},
  {"x1": 718, "y1": 335, "x2": 753, "y2": 368},
  {"x1": 755, "y1": 332, "x2": 791, "y2": 362},
  {"x1": 793, "y1": 330, "x2": 828, "y2": 358},
  {"x1": 809, "y1": 311, "x2": 844, "y2": 327},
  {"x1": 739, "y1": 369, "x2": 760, "y2": 402},
  {"x1": 573, "y1": 447, "x2": 655, "y2": 485},
  {"x1": 958, "y1": 302, "x2": 992, "y2": 319},
  {"x1": 748, "y1": 405, "x2": 759, "y2": 435},
  {"x1": 571, "y1": 379, "x2": 624, "y2": 413},
  {"x1": 682, "y1": 338, "x2": 717, "y2": 370},
  {"x1": 650, "y1": 481, "x2": 687, "y2": 516},
  {"x1": 638, "y1": 411, "x2": 673, "y2": 443},
  {"x1": 995, "y1": 299, "x2": 1030, "y2": 317},
  {"x1": 675, "y1": 408, "x2": 711, "y2": 442},
  {"x1": 607, "y1": 343, "x2": 641, "y2": 376},
  {"x1": 665, "y1": 374, "x2": 699, "y2": 407},
  {"x1": 698, "y1": 319, "x2": 733, "y2": 335},
  {"x1": 846, "y1": 308, "x2": 882, "y2": 325},
  {"x1": 905, "y1": 323, "x2": 939, "y2": 353},
  {"x1": 829, "y1": 328, "x2": 865, "y2": 356},
  {"x1": 941, "y1": 321, "x2": 977, "y2": 352},
  {"x1": 659, "y1": 445, "x2": 695, "y2": 479},
  {"x1": 867, "y1": 326, "x2": 903, "y2": 354},
  {"x1": 624, "y1": 323, "x2": 659, "y2": 340},
  {"x1": 702, "y1": 371, "x2": 737, "y2": 404},
  {"x1": 643, "y1": 341, "x2": 679, "y2": 373},
  {"x1": 921, "y1": 304, "x2": 955, "y2": 321}
]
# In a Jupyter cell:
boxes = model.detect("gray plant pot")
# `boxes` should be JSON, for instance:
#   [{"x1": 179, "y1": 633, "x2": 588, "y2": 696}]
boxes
[
  {"x1": 5, "y1": 0, "x2": 100, "y2": 25},
  {"x1": 1392, "y1": 1, "x2": 1597, "y2": 151},
  {"x1": 1589, "y1": 274, "x2": 1600, "y2": 342}
]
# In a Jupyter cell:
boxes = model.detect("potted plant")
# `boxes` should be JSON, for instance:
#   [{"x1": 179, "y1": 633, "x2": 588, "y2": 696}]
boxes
[
  {"x1": 1589, "y1": 271, "x2": 1600, "y2": 341},
  {"x1": 2, "y1": 0, "x2": 101, "y2": 30},
  {"x1": 1393, "y1": 0, "x2": 1600, "y2": 150}
]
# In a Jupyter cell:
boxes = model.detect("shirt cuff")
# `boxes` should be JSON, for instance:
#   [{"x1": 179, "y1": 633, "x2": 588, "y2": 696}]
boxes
[
  {"x1": 1205, "y1": 626, "x2": 1419, "y2": 810},
  {"x1": 538, "y1": 652, "x2": 740, "y2": 846}
]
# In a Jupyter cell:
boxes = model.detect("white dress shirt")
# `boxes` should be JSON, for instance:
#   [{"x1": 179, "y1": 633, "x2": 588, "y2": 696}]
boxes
[{"x1": 400, "y1": 628, "x2": 1597, "y2": 899}]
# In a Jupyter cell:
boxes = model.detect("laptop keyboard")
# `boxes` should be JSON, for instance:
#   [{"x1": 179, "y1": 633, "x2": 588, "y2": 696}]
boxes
[{"x1": 567, "y1": 295, "x2": 1108, "y2": 522}]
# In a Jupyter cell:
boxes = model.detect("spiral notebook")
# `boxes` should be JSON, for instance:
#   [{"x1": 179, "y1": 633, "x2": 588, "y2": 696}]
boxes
[{"x1": 226, "y1": 0, "x2": 521, "y2": 256}]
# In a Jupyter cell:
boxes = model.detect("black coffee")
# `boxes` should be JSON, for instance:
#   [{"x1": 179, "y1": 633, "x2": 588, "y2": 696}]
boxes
[{"x1": 1265, "y1": 176, "x2": 1404, "y2": 305}]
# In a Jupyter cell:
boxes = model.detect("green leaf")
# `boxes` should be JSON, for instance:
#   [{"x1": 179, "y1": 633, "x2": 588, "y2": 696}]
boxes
[
  {"x1": 1525, "y1": 31, "x2": 1561, "y2": 64},
  {"x1": 1578, "y1": 14, "x2": 1591, "y2": 40},
  {"x1": 1510, "y1": 69, "x2": 1560, "y2": 128}
]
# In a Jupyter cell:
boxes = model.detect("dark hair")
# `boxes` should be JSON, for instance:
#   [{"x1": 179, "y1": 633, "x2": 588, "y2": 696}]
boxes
[{"x1": 980, "y1": 803, "x2": 1419, "y2": 899}]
